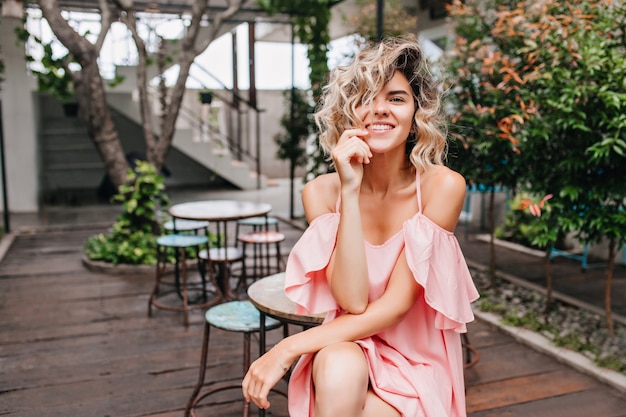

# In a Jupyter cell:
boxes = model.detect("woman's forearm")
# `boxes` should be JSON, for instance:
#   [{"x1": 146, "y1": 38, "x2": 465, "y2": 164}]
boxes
[
  {"x1": 329, "y1": 189, "x2": 370, "y2": 312},
  {"x1": 277, "y1": 289, "x2": 412, "y2": 365}
]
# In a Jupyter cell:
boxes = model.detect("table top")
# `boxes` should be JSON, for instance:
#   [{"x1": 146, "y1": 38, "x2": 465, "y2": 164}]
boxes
[
  {"x1": 168, "y1": 200, "x2": 272, "y2": 222},
  {"x1": 247, "y1": 272, "x2": 325, "y2": 326}
]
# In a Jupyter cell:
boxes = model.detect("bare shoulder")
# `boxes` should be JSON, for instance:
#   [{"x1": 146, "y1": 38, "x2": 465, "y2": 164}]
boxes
[
  {"x1": 426, "y1": 165, "x2": 467, "y2": 196},
  {"x1": 421, "y1": 165, "x2": 467, "y2": 231},
  {"x1": 302, "y1": 173, "x2": 340, "y2": 222}
]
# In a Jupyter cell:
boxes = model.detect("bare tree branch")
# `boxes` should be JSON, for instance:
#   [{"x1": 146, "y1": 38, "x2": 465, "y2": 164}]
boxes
[
  {"x1": 113, "y1": 0, "x2": 158, "y2": 150},
  {"x1": 95, "y1": 0, "x2": 113, "y2": 53},
  {"x1": 39, "y1": 0, "x2": 130, "y2": 187}
]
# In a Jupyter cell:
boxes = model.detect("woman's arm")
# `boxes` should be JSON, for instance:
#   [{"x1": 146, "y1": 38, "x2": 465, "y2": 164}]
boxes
[
  {"x1": 300, "y1": 168, "x2": 371, "y2": 314},
  {"x1": 324, "y1": 128, "x2": 372, "y2": 313},
  {"x1": 242, "y1": 249, "x2": 421, "y2": 409}
]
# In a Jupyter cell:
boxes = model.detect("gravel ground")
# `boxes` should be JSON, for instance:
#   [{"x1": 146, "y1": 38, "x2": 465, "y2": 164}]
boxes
[{"x1": 470, "y1": 267, "x2": 626, "y2": 375}]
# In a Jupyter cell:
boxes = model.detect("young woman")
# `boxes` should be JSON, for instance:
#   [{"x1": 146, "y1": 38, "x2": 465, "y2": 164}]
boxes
[{"x1": 242, "y1": 35, "x2": 479, "y2": 417}]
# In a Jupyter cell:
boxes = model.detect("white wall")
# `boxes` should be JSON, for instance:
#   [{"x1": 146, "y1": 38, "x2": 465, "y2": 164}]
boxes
[{"x1": 0, "y1": 16, "x2": 39, "y2": 212}]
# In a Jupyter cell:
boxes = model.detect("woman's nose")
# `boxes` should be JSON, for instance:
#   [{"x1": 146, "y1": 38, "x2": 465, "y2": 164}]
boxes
[{"x1": 373, "y1": 98, "x2": 388, "y2": 115}]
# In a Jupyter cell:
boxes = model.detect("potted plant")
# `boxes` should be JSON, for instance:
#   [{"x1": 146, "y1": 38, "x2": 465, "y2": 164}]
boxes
[
  {"x1": 198, "y1": 90, "x2": 213, "y2": 105},
  {"x1": 83, "y1": 160, "x2": 169, "y2": 266}
]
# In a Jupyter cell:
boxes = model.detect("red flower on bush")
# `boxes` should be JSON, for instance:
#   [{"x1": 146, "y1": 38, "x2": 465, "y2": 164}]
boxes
[{"x1": 519, "y1": 194, "x2": 553, "y2": 217}]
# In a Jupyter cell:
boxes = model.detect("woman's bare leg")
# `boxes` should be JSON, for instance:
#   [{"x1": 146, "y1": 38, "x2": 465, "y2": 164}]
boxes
[
  {"x1": 311, "y1": 342, "x2": 401, "y2": 417},
  {"x1": 362, "y1": 390, "x2": 401, "y2": 417},
  {"x1": 312, "y1": 342, "x2": 369, "y2": 417}
]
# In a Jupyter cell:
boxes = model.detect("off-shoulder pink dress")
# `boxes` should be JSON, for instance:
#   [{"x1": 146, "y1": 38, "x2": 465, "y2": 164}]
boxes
[{"x1": 283, "y1": 172, "x2": 479, "y2": 417}]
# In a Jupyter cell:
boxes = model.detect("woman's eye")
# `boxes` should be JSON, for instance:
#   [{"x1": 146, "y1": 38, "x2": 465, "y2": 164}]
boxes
[{"x1": 390, "y1": 96, "x2": 405, "y2": 103}]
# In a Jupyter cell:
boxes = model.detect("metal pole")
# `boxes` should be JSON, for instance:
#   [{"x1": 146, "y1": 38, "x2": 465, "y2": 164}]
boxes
[
  {"x1": 0, "y1": 101, "x2": 10, "y2": 233},
  {"x1": 290, "y1": 22, "x2": 296, "y2": 219},
  {"x1": 248, "y1": 22, "x2": 261, "y2": 189}
]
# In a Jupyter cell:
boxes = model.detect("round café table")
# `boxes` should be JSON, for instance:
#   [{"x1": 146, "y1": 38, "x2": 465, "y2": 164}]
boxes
[
  {"x1": 247, "y1": 272, "x2": 325, "y2": 355},
  {"x1": 169, "y1": 200, "x2": 272, "y2": 301},
  {"x1": 247, "y1": 272, "x2": 325, "y2": 417}
]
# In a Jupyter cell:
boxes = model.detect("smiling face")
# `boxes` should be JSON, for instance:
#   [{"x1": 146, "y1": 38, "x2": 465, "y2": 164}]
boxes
[{"x1": 355, "y1": 71, "x2": 416, "y2": 155}]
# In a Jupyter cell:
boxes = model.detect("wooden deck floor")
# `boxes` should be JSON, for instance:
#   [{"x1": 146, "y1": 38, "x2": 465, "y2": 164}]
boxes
[{"x1": 1, "y1": 226, "x2": 626, "y2": 417}]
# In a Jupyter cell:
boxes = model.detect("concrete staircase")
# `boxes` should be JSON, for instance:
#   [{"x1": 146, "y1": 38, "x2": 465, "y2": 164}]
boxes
[{"x1": 105, "y1": 90, "x2": 265, "y2": 190}]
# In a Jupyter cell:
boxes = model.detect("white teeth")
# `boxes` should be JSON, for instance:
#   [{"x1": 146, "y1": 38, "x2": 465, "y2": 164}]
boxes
[{"x1": 370, "y1": 124, "x2": 392, "y2": 131}]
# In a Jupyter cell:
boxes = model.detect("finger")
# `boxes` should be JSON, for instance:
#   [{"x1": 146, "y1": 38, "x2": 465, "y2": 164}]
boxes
[
  {"x1": 241, "y1": 372, "x2": 251, "y2": 402},
  {"x1": 257, "y1": 384, "x2": 272, "y2": 410},
  {"x1": 339, "y1": 128, "x2": 368, "y2": 143}
]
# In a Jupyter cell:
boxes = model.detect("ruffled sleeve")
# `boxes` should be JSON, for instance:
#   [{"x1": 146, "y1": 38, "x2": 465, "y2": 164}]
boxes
[
  {"x1": 404, "y1": 215, "x2": 479, "y2": 332},
  {"x1": 284, "y1": 213, "x2": 340, "y2": 315}
]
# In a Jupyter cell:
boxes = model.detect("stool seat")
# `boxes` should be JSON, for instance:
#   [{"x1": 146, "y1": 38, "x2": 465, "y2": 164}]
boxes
[
  {"x1": 199, "y1": 247, "x2": 243, "y2": 262},
  {"x1": 185, "y1": 301, "x2": 285, "y2": 417},
  {"x1": 163, "y1": 219, "x2": 210, "y2": 232},
  {"x1": 206, "y1": 300, "x2": 281, "y2": 332},
  {"x1": 237, "y1": 231, "x2": 286, "y2": 294},
  {"x1": 157, "y1": 234, "x2": 208, "y2": 248},
  {"x1": 237, "y1": 231, "x2": 285, "y2": 244},
  {"x1": 149, "y1": 234, "x2": 213, "y2": 327}
]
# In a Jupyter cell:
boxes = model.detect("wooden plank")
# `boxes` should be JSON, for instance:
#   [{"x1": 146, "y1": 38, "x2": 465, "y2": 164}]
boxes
[
  {"x1": 468, "y1": 387, "x2": 626, "y2": 417},
  {"x1": 467, "y1": 368, "x2": 597, "y2": 412},
  {"x1": 464, "y1": 340, "x2": 562, "y2": 386}
]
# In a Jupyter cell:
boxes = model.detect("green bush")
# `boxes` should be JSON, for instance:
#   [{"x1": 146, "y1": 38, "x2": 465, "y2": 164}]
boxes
[{"x1": 84, "y1": 161, "x2": 168, "y2": 265}]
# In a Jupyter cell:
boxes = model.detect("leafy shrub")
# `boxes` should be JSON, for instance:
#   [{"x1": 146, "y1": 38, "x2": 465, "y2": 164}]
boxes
[{"x1": 84, "y1": 160, "x2": 168, "y2": 265}]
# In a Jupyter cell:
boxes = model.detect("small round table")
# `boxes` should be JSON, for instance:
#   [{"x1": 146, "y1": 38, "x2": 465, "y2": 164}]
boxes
[
  {"x1": 247, "y1": 272, "x2": 325, "y2": 355},
  {"x1": 247, "y1": 272, "x2": 325, "y2": 417},
  {"x1": 169, "y1": 200, "x2": 272, "y2": 300},
  {"x1": 169, "y1": 200, "x2": 272, "y2": 223}
]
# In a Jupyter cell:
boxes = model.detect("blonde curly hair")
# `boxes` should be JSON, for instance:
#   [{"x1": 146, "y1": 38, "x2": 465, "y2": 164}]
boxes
[{"x1": 315, "y1": 35, "x2": 447, "y2": 171}]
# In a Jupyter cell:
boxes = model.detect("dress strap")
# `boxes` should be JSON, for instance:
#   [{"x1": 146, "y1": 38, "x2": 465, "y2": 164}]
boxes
[{"x1": 416, "y1": 170, "x2": 423, "y2": 214}]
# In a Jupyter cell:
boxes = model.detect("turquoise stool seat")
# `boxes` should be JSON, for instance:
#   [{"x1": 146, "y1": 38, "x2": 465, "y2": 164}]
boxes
[
  {"x1": 157, "y1": 234, "x2": 208, "y2": 247},
  {"x1": 148, "y1": 234, "x2": 216, "y2": 327},
  {"x1": 184, "y1": 301, "x2": 284, "y2": 417}
]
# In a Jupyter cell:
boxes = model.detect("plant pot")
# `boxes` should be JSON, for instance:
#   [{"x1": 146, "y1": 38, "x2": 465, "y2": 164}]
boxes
[
  {"x1": 199, "y1": 92, "x2": 213, "y2": 105},
  {"x1": 62, "y1": 102, "x2": 79, "y2": 117}
]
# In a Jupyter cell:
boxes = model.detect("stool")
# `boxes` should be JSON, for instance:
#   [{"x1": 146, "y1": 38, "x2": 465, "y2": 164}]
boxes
[
  {"x1": 235, "y1": 217, "x2": 281, "y2": 260},
  {"x1": 163, "y1": 220, "x2": 211, "y2": 285},
  {"x1": 163, "y1": 219, "x2": 210, "y2": 235},
  {"x1": 462, "y1": 332, "x2": 480, "y2": 369},
  {"x1": 237, "y1": 231, "x2": 286, "y2": 293},
  {"x1": 184, "y1": 301, "x2": 284, "y2": 417},
  {"x1": 199, "y1": 246, "x2": 243, "y2": 301},
  {"x1": 236, "y1": 216, "x2": 280, "y2": 236},
  {"x1": 148, "y1": 234, "x2": 216, "y2": 327}
]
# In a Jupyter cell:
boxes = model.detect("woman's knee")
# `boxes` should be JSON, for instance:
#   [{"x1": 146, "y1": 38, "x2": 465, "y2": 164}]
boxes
[
  {"x1": 313, "y1": 342, "x2": 368, "y2": 382},
  {"x1": 312, "y1": 342, "x2": 369, "y2": 399}
]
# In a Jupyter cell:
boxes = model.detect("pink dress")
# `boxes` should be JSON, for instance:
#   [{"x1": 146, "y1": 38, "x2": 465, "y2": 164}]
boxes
[{"x1": 284, "y1": 173, "x2": 480, "y2": 417}]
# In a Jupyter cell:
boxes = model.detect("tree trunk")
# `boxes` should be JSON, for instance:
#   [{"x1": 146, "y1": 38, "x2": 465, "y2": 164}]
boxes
[
  {"x1": 39, "y1": 0, "x2": 129, "y2": 188},
  {"x1": 78, "y1": 63, "x2": 129, "y2": 187},
  {"x1": 544, "y1": 253, "x2": 553, "y2": 316},
  {"x1": 488, "y1": 189, "x2": 497, "y2": 286},
  {"x1": 605, "y1": 237, "x2": 616, "y2": 336},
  {"x1": 289, "y1": 161, "x2": 296, "y2": 220}
]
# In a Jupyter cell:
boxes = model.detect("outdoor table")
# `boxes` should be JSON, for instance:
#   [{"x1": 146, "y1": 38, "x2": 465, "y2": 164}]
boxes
[
  {"x1": 247, "y1": 272, "x2": 325, "y2": 356},
  {"x1": 169, "y1": 200, "x2": 272, "y2": 301},
  {"x1": 247, "y1": 272, "x2": 325, "y2": 417}
]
